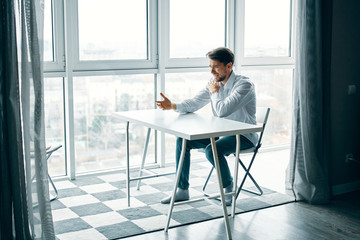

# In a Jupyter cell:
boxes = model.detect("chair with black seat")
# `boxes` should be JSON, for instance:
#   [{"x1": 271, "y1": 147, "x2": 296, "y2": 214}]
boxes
[{"x1": 202, "y1": 107, "x2": 270, "y2": 199}]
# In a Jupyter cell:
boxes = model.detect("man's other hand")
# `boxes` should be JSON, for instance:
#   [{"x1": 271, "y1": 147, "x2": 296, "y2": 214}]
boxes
[
  {"x1": 208, "y1": 80, "x2": 220, "y2": 94},
  {"x1": 155, "y1": 93, "x2": 176, "y2": 110}
]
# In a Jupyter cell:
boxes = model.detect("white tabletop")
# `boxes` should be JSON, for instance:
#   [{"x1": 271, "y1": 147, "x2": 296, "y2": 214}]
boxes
[{"x1": 113, "y1": 109, "x2": 262, "y2": 140}]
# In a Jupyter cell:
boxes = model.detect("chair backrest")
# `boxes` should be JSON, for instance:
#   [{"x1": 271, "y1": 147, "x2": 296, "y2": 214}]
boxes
[{"x1": 255, "y1": 107, "x2": 270, "y2": 148}]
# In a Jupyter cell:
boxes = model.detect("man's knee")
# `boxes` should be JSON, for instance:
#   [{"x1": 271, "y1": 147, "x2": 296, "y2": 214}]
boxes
[
  {"x1": 176, "y1": 137, "x2": 182, "y2": 145},
  {"x1": 204, "y1": 146, "x2": 214, "y2": 162}
]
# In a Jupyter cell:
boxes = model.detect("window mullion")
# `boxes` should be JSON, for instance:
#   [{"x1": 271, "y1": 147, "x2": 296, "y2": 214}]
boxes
[
  {"x1": 148, "y1": 0, "x2": 158, "y2": 67},
  {"x1": 234, "y1": 0, "x2": 245, "y2": 71},
  {"x1": 43, "y1": 0, "x2": 66, "y2": 72},
  {"x1": 226, "y1": 0, "x2": 236, "y2": 51},
  {"x1": 63, "y1": 0, "x2": 78, "y2": 179},
  {"x1": 157, "y1": 0, "x2": 168, "y2": 167}
]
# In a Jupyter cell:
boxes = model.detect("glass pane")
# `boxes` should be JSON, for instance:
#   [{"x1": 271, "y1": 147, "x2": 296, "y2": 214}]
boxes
[
  {"x1": 44, "y1": 78, "x2": 66, "y2": 176},
  {"x1": 170, "y1": 0, "x2": 225, "y2": 58},
  {"x1": 244, "y1": 0, "x2": 291, "y2": 57},
  {"x1": 78, "y1": 0, "x2": 147, "y2": 61},
  {"x1": 164, "y1": 72, "x2": 213, "y2": 162},
  {"x1": 43, "y1": 0, "x2": 54, "y2": 61},
  {"x1": 241, "y1": 68, "x2": 293, "y2": 146},
  {"x1": 73, "y1": 75, "x2": 155, "y2": 173}
]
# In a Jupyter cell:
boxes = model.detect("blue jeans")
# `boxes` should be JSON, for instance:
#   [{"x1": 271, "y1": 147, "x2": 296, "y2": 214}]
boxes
[{"x1": 175, "y1": 135, "x2": 254, "y2": 189}]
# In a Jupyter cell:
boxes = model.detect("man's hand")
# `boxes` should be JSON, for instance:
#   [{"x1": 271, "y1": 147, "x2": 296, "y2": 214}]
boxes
[
  {"x1": 208, "y1": 80, "x2": 220, "y2": 94},
  {"x1": 155, "y1": 93, "x2": 176, "y2": 110}
]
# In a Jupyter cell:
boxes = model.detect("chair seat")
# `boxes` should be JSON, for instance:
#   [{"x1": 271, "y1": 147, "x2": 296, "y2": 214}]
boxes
[
  {"x1": 199, "y1": 146, "x2": 256, "y2": 155},
  {"x1": 239, "y1": 147, "x2": 256, "y2": 154}
]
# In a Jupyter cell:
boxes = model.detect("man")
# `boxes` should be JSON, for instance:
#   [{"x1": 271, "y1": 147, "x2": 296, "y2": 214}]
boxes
[{"x1": 155, "y1": 47, "x2": 257, "y2": 206}]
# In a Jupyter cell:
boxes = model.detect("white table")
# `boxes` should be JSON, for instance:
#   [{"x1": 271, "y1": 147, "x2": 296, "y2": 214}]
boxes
[{"x1": 114, "y1": 109, "x2": 262, "y2": 240}]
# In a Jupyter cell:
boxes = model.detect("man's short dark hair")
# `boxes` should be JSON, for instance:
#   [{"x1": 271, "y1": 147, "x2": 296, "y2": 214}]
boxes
[{"x1": 206, "y1": 47, "x2": 235, "y2": 66}]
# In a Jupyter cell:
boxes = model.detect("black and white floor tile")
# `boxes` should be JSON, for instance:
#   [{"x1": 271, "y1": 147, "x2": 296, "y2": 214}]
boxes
[{"x1": 46, "y1": 160, "x2": 294, "y2": 240}]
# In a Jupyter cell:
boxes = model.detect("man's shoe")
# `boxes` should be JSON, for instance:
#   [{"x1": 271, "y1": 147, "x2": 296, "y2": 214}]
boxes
[{"x1": 161, "y1": 188, "x2": 189, "y2": 204}]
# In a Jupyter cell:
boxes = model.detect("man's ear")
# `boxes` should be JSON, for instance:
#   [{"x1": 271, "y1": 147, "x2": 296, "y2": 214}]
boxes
[{"x1": 226, "y1": 62, "x2": 233, "y2": 70}]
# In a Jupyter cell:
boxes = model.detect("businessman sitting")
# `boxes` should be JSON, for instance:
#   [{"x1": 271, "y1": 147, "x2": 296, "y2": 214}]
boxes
[{"x1": 155, "y1": 47, "x2": 258, "y2": 206}]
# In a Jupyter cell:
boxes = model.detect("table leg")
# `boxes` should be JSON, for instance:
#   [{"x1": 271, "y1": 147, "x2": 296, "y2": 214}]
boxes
[
  {"x1": 210, "y1": 137, "x2": 232, "y2": 240},
  {"x1": 136, "y1": 128, "x2": 151, "y2": 190},
  {"x1": 232, "y1": 135, "x2": 241, "y2": 217},
  {"x1": 126, "y1": 121, "x2": 130, "y2": 207},
  {"x1": 165, "y1": 138, "x2": 187, "y2": 232}
]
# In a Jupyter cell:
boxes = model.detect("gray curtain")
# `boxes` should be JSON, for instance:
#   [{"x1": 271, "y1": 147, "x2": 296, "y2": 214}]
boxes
[
  {"x1": 1, "y1": 0, "x2": 30, "y2": 239},
  {"x1": 287, "y1": 0, "x2": 330, "y2": 204},
  {"x1": 0, "y1": 0, "x2": 55, "y2": 239}
]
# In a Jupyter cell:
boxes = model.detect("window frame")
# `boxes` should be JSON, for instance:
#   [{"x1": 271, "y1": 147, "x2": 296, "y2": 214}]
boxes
[
  {"x1": 43, "y1": 0, "x2": 66, "y2": 72},
  {"x1": 67, "y1": 0, "x2": 158, "y2": 71},
  {"x1": 234, "y1": 0, "x2": 295, "y2": 68}
]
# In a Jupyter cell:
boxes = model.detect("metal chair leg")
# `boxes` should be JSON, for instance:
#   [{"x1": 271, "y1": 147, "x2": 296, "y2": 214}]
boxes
[
  {"x1": 202, "y1": 166, "x2": 215, "y2": 196},
  {"x1": 203, "y1": 157, "x2": 263, "y2": 199},
  {"x1": 48, "y1": 173, "x2": 58, "y2": 201},
  {"x1": 46, "y1": 145, "x2": 62, "y2": 201},
  {"x1": 236, "y1": 159, "x2": 263, "y2": 197}
]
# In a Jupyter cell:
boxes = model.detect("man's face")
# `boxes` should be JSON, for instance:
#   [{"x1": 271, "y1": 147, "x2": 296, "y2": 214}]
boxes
[{"x1": 209, "y1": 59, "x2": 231, "y2": 82}]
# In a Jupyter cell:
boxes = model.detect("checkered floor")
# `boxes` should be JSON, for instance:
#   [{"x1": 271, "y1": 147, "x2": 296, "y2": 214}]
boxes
[{"x1": 47, "y1": 159, "x2": 294, "y2": 240}]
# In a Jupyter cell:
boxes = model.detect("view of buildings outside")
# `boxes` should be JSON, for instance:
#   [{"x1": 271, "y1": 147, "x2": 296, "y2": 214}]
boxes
[
  {"x1": 72, "y1": 75, "x2": 156, "y2": 173},
  {"x1": 242, "y1": 68, "x2": 293, "y2": 145},
  {"x1": 42, "y1": 69, "x2": 292, "y2": 175},
  {"x1": 43, "y1": 78, "x2": 65, "y2": 176}
]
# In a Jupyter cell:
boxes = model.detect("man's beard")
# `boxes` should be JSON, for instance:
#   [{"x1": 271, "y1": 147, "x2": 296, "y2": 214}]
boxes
[{"x1": 217, "y1": 75, "x2": 226, "y2": 82}]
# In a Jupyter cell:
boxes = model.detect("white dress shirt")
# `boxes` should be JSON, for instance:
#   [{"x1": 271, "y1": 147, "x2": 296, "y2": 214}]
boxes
[{"x1": 175, "y1": 71, "x2": 258, "y2": 146}]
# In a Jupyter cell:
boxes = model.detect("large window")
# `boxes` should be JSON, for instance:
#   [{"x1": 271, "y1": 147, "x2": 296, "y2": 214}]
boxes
[
  {"x1": 43, "y1": 0, "x2": 294, "y2": 178},
  {"x1": 78, "y1": 0, "x2": 148, "y2": 61},
  {"x1": 43, "y1": 0, "x2": 54, "y2": 62},
  {"x1": 169, "y1": 0, "x2": 225, "y2": 59},
  {"x1": 244, "y1": 0, "x2": 292, "y2": 58},
  {"x1": 73, "y1": 74, "x2": 155, "y2": 173},
  {"x1": 44, "y1": 78, "x2": 66, "y2": 176},
  {"x1": 241, "y1": 68, "x2": 293, "y2": 146}
]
